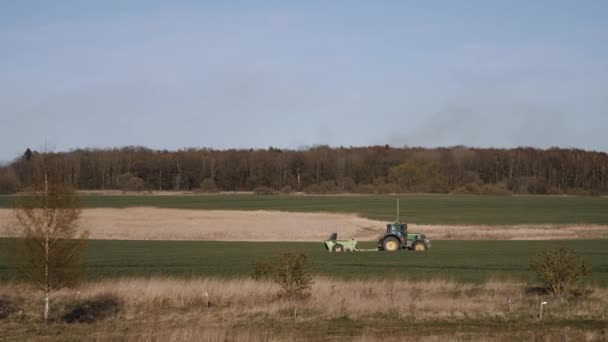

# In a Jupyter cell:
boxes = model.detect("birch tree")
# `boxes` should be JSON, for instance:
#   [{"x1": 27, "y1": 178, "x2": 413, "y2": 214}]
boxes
[{"x1": 12, "y1": 171, "x2": 88, "y2": 321}]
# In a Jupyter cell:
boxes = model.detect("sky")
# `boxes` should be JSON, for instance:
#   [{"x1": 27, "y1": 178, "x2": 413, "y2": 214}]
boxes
[{"x1": 1, "y1": 1, "x2": 607, "y2": 162}]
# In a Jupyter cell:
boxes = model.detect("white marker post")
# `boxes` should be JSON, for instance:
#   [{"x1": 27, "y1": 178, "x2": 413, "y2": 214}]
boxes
[{"x1": 539, "y1": 301, "x2": 547, "y2": 319}]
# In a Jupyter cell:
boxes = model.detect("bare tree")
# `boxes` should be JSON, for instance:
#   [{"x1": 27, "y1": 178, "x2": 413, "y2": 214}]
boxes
[{"x1": 12, "y1": 166, "x2": 88, "y2": 321}]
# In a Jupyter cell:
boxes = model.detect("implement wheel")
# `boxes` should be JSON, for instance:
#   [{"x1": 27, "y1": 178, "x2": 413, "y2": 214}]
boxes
[
  {"x1": 333, "y1": 244, "x2": 344, "y2": 252},
  {"x1": 382, "y1": 237, "x2": 400, "y2": 252},
  {"x1": 413, "y1": 242, "x2": 427, "y2": 252}
]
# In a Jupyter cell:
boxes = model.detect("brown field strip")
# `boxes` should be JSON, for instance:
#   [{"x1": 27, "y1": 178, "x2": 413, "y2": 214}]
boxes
[{"x1": 1, "y1": 208, "x2": 607, "y2": 241}]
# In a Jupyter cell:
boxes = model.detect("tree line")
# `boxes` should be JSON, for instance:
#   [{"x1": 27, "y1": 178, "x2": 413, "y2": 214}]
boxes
[{"x1": 1, "y1": 145, "x2": 607, "y2": 195}]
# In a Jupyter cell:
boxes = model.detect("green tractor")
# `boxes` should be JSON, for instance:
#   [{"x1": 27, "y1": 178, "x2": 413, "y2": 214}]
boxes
[{"x1": 377, "y1": 222, "x2": 431, "y2": 252}]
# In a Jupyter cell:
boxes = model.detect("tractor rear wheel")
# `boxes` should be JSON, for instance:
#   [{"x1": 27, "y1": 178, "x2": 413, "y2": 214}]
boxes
[
  {"x1": 382, "y1": 237, "x2": 400, "y2": 252},
  {"x1": 333, "y1": 244, "x2": 344, "y2": 252},
  {"x1": 413, "y1": 242, "x2": 427, "y2": 252}
]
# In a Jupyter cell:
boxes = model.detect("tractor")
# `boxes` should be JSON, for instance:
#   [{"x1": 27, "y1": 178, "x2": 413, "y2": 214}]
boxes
[{"x1": 377, "y1": 222, "x2": 431, "y2": 252}]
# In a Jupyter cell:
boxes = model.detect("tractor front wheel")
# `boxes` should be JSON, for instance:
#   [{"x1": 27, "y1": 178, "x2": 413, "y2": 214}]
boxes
[
  {"x1": 413, "y1": 242, "x2": 427, "y2": 252},
  {"x1": 382, "y1": 237, "x2": 400, "y2": 252},
  {"x1": 333, "y1": 244, "x2": 344, "y2": 252}
]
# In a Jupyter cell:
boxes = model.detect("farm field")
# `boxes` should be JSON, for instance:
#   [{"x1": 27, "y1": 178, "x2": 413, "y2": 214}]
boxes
[
  {"x1": 2, "y1": 195, "x2": 607, "y2": 340},
  {"x1": 1, "y1": 194, "x2": 608, "y2": 225},
  {"x1": 1, "y1": 239, "x2": 607, "y2": 284},
  {"x1": 2, "y1": 276, "x2": 607, "y2": 341}
]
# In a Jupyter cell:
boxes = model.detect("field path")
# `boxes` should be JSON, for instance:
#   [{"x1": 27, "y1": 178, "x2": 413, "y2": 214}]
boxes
[{"x1": 1, "y1": 208, "x2": 607, "y2": 241}]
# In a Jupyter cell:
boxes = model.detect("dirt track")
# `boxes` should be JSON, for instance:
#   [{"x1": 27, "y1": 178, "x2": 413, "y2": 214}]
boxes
[{"x1": 1, "y1": 208, "x2": 607, "y2": 241}]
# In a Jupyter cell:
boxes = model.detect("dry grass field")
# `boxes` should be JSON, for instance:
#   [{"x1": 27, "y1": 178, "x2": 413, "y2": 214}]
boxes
[
  {"x1": 2, "y1": 208, "x2": 607, "y2": 241},
  {"x1": 1, "y1": 277, "x2": 607, "y2": 341}
]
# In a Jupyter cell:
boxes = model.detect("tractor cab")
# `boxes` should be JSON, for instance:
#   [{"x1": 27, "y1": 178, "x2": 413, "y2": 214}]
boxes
[{"x1": 386, "y1": 222, "x2": 407, "y2": 239}]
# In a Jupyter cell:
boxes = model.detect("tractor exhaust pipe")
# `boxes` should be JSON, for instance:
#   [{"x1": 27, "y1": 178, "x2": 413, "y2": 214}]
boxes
[{"x1": 396, "y1": 195, "x2": 400, "y2": 222}]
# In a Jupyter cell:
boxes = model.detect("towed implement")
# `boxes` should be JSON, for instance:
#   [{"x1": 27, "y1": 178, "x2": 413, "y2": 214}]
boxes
[{"x1": 323, "y1": 233, "x2": 359, "y2": 252}]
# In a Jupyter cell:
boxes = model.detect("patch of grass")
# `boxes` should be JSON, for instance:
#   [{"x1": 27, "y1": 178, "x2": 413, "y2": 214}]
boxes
[
  {"x1": 62, "y1": 294, "x2": 122, "y2": 323},
  {"x1": 1, "y1": 239, "x2": 606, "y2": 284},
  {"x1": 1, "y1": 194, "x2": 608, "y2": 225}
]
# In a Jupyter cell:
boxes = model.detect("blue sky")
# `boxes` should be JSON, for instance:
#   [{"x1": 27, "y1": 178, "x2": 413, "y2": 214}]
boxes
[{"x1": 1, "y1": 1, "x2": 607, "y2": 162}]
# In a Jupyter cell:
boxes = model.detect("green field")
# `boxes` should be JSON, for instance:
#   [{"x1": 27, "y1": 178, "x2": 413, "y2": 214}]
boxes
[
  {"x1": 1, "y1": 239, "x2": 606, "y2": 284},
  {"x1": 1, "y1": 194, "x2": 608, "y2": 224}
]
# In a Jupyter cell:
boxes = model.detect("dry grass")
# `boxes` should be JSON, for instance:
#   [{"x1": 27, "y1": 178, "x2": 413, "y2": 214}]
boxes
[
  {"x1": 0, "y1": 208, "x2": 384, "y2": 241},
  {"x1": 1, "y1": 277, "x2": 607, "y2": 341},
  {"x1": 2, "y1": 208, "x2": 607, "y2": 241}
]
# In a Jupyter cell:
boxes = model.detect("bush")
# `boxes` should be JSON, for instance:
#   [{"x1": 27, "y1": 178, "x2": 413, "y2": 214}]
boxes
[
  {"x1": 251, "y1": 251, "x2": 314, "y2": 298},
  {"x1": 509, "y1": 176, "x2": 550, "y2": 194},
  {"x1": 452, "y1": 183, "x2": 512, "y2": 196},
  {"x1": 253, "y1": 186, "x2": 278, "y2": 195},
  {"x1": 199, "y1": 178, "x2": 219, "y2": 193},
  {"x1": 341, "y1": 177, "x2": 356, "y2": 192},
  {"x1": 280, "y1": 185, "x2": 294, "y2": 194},
  {"x1": 353, "y1": 184, "x2": 375, "y2": 194},
  {"x1": 63, "y1": 294, "x2": 122, "y2": 323},
  {"x1": 370, "y1": 177, "x2": 398, "y2": 194},
  {"x1": 530, "y1": 247, "x2": 591, "y2": 297},
  {"x1": 0, "y1": 170, "x2": 18, "y2": 194},
  {"x1": 274, "y1": 251, "x2": 314, "y2": 297},
  {"x1": 0, "y1": 295, "x2": 17, "y2": 320},
  {"x1": 251, "y1": 259, "x2": 275, "y2": 280},
  {"x1": 565, "y1": 187, "x2": 590, "y2": 196},
  {"x1": 116, "y1": 173, "x2": 146, "y2": 192},
  {"x1": 451, "y1": 182, "x2": 482, "y2": 195},
  {"x1": 462, "y1": 171, "x2": 482, "y2": 185},
  {"x1": 303, "y1": 181, "x2": 340, "y2": 194},
  {"x1": 480, "y1": 183, "x2": 512, "y2": 196}
]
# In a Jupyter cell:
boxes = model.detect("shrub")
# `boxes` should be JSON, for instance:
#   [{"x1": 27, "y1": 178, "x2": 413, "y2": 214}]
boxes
[
  {"x1": 274, "y1": 251, "x2": 314, "y2": 298},
  {"x1": 251, "y1": 259, "x2": 275, "y2": 280},
  {"x1": 280, "y1": 185, "x2": 293, "y2": 194},
  {"x1": 480, "y1": 183, "x2": 512, "y2": 196},
  {"x1": 565, "y1": 187, "x2": 590, "y2": 196},
  {"x1": 526, "y1": 177, "x2": 548, "y2": 194},
  {"x1": 253, "y1": 186, "x2": 278, "y2": 195},
  {"x1": 303, "y1": 181, "x2": 340, "y2": 194},
  {"x1": 353, "y1": 184, "x2": 375, "y2": 194},
  {"x1": 199, "y1": 178, "x2": 219, "y2": 193},
  {"x1": 116, "y1": 173, "x2": 146, "y2": 192},
  {"x1": 63, "y1": 294, "x2": 122, "y2": 323},
  {"x1": 374, "y1": 182, "x2": 401, "y2": 194},
  {"x1": 0, "y1": 295, "x2": 17, "y2": 320},
  {"x1": 451, "y1": 182, "x2": 482, "y2": 195},
  {"x1": 251, "y1": 251, "x2": 314, "y2": 298},
  {"x1": 530, "y1": 247, "x2": 591, "y2": 297},
  {"x1": 462, "y1": 171, "x2": 482, "y2": 185},
  {"x1": 0, "y1": 170, "x2": 18, "y2": 195},
  {"x1": 341, "y1": 177, "x2": 356, "y2": 192}
]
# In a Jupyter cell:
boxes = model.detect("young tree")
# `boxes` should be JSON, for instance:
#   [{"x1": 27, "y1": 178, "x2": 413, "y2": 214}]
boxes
[
  {"x1": 274, "y1": 251, "x2": 314, "y2": 297},
  {"x1": 251, "y1": 250, "x2": 314, "y2": 298},
  {"x1": 530, "y1": 247, "x2": 591, "y2": 297},
  {"x1": 12, "y1": 171, "x2": 88, "y2": 321}
]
